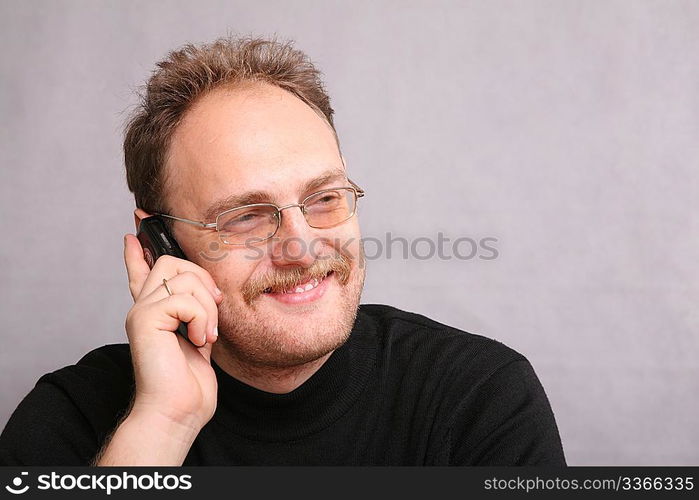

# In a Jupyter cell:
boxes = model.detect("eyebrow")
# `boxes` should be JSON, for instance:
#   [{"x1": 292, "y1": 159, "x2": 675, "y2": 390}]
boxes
[{"x1": 202, "y1": 168, "x2": 347, "y2": 221}]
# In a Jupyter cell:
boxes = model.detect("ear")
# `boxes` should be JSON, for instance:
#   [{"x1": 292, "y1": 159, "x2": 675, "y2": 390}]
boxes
[{"x1": 134, "y1": 208, "x2": 152, "y2": 232}]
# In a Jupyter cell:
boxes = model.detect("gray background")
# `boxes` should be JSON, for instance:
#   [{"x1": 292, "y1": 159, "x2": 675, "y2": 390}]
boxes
[{"x1": 1, "y1": 0, "x2": 697, "y2": 465}]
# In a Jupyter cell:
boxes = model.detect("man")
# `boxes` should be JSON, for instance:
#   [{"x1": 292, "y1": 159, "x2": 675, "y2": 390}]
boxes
[{"x1": 0, "y1": 37, "x2": 566, "y2": 465}]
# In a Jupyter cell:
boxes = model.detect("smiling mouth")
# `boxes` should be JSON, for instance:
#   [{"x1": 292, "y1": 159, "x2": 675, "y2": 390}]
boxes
[{"x1": 262, "y1": 271, "x2": 334, "y2": 295}]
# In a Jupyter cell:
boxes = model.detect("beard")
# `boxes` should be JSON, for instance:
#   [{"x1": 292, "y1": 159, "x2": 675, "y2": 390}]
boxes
[{"x1": 214, "y1": 247, "x2": 366, "y2": 369}]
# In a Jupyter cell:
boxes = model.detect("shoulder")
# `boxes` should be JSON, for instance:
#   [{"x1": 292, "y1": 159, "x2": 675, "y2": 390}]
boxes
[
  {"x1": 0, "y1": 344, "x2": 134, "y2": 465},
  {"x1": 74, "y1": 343, "x2": 132, "y2": 374},
  {"x1": 356, "y1": 304, "x2": 540, "y2": 417},
  {"x1": 357, "y1": 303, "x2": 526, "y2": 375},
  {"x1": 34, "y1": 343, "x2": 134, "y2": 425},
  {"x1": 39, "y1": 343, "x2": 134, "y2": 390},
  {"x1": 356, "y1": 305, "x2": 565, "y2": 464}
]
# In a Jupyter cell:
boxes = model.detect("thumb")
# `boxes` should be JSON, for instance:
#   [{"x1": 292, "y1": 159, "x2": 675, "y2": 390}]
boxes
[
  {"x1": 124, "y1": 234, "x2": 151, "y2": 302},
  {"x1": 179, "y1": 334, "x2": 213, "y2": 365},
  {"x1": 197, "y1": 342, "x2": 213, "y2": 363}
]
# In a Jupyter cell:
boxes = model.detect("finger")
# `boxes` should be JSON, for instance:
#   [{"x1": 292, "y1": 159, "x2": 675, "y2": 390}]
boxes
[
  {"x1": 150, "y1": 294, "x2": 210, "y2": 347},
  {"x1": 141, "y1": 271, "x2": 220, "y2": 344},
  {"x1": 140, "y1": 254, "x2": 224, "y2": 305},
  {"x1": 124, "y1": 234, "x2": 152, "y2": 302}
]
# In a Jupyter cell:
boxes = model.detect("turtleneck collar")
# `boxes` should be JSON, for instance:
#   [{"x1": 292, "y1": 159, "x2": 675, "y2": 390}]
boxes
[{"x1": 209, "y1": 306, "x2": 377, "y2": 442}]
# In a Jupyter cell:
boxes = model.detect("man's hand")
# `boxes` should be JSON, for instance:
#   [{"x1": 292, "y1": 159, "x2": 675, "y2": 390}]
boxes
[{"x1": 95, "y1": 234, "x2": 223, "y2": 465}]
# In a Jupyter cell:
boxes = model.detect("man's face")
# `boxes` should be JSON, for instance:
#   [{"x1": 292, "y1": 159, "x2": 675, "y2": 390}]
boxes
[{"x1": 164, "y1": 83, "x2": 365, "y2": 368}]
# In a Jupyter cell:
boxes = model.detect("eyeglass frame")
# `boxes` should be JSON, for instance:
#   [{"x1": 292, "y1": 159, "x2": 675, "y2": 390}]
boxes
[{"x1": 153, "y1": 178, "x2": 365, "y2": 245}]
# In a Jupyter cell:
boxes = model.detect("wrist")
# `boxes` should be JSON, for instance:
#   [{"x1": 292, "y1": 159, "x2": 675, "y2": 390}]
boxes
[
  {"x1": 129, "y1": 398, "x2": 209, "y2": 435},
  {"x1": 95, "y1": 409, "x2": 202, "y2": 466},
  {"x1": 127, "y1": 406, "x2": 204, "y2": 443}
]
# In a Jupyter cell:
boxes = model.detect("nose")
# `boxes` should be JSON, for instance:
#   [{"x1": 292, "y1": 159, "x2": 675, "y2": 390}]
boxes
[{"x1": 268, "y1": 204, "x2": 317, "y2": 268}]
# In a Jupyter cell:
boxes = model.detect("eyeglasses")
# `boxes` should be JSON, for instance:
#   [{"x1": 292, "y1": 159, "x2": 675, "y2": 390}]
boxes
[{"x1": 155, "y1": 179, "x2": 365, "y2": 245}]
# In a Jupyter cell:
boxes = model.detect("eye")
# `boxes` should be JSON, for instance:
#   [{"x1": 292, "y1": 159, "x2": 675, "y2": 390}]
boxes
[
  {"x1": 219, "y1": 207, "x2": 273, "y2": 232},
  {"x1": 233, "y1": 213, "x2": 258, "y2": 223},
  {"x1": 308, "y1": 191, "x2": 342, "y2": 208},
  {"x1": 317, "y1": 194, "x2": 339, "y2": 204}
]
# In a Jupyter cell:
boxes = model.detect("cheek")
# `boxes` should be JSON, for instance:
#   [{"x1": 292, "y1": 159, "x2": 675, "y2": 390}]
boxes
[
  {"x1": 190, "y1": 237, "x2": 231, "y2": 264},
  {"x1": 216, "y1": 253, "x2": 259, "y2": 288},
  {"x1": 339, "y1": 235, "x2": 362, "y2": 261},
  {"x1": 190, "y1": 241, "x2": 259, "y2": 293},
  {"x1": 334, "y1": 223, "x2": 362, "y2": 259}
]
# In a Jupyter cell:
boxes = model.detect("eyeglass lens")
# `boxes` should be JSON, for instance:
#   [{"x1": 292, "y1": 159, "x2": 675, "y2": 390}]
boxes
[{"x1": 216, "y1": 188, "x2": 357, "y2": 245}]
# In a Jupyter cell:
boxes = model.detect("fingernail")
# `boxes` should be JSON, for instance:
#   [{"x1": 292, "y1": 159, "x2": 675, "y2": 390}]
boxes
[
  {"x1": 213, "y1": 326, "x2": 219, "y2": 337},
  {"x1": 214, "y1": 287, "x2": 223, "y2": 296}
]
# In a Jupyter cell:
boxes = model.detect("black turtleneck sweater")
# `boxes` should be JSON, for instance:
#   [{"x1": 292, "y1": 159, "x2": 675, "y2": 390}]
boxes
[{"x1": 0, "y1": 304, "x2": 566, "y2": 465}]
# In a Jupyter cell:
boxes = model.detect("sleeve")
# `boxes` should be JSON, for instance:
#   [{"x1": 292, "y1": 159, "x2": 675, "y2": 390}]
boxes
[
  {"x1": 446, "y1": 357, "x2": 567, "y2": 466},
  {"x1": 0, "y1": 380, "x2": 100, "y2": 465}
]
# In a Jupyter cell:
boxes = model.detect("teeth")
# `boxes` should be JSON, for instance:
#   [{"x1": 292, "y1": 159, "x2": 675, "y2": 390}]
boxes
[
  {"x1": 268, "y1": 274, "x2": 328, "y2": 295},
  {"x1": 288, "y1": 276, "x2": 324, "y2": 294}
]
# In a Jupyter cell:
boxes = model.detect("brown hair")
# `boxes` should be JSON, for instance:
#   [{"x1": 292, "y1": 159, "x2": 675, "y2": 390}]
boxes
[{"x1": 124, "y1": 36, "x2": 337, "y2": 215}]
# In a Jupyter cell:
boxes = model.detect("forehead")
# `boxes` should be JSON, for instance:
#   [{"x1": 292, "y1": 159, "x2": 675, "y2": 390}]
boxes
[{"x1": 164, "y1": 82, "x2": 342, "y2": 213}]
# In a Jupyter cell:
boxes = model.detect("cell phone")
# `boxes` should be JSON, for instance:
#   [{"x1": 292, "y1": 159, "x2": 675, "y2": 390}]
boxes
[{"x1": 136, "y1": 215, "x2": 198, "y2": 346}]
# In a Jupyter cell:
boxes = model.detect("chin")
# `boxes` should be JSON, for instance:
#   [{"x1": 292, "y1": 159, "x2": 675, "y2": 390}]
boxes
[
  {"x1": 217, "y1": 259, "x2": 365, "y2": 368},
  {"x1": 218, "y1": 311, "x2": 354, "y2": 368},
  {"x1": 262, "y1": 326, "x2": 351, "y2": 368}
]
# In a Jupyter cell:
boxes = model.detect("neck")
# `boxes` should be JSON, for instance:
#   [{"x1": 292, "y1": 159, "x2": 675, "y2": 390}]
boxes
[{"x1": 210, "y1": 341, "x2": 333, "y2": 394}]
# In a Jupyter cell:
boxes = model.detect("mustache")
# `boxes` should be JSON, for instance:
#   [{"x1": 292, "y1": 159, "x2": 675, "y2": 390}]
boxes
[{"x1": 241, "y1": 253, "x2": 352, "y2": 304}]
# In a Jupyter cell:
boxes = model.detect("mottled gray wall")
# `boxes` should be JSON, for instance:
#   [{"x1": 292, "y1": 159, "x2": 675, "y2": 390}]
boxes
[{"x1": 1, "y1": 0, "x2": 697, "y2": 465}]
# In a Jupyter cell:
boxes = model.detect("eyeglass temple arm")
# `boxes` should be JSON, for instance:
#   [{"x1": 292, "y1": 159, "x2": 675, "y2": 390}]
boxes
[
  {"x1": 348, "y1": 178, "x2": 365, "y2": 197},
  {"x1": 156, "y1": 213, "x2": 217, "y2": 228}
]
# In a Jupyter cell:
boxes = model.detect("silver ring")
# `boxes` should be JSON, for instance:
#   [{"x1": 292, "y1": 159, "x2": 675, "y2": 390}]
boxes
[{"x1": 162, "y1": 278, "x2": 173, "y2": 296}]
